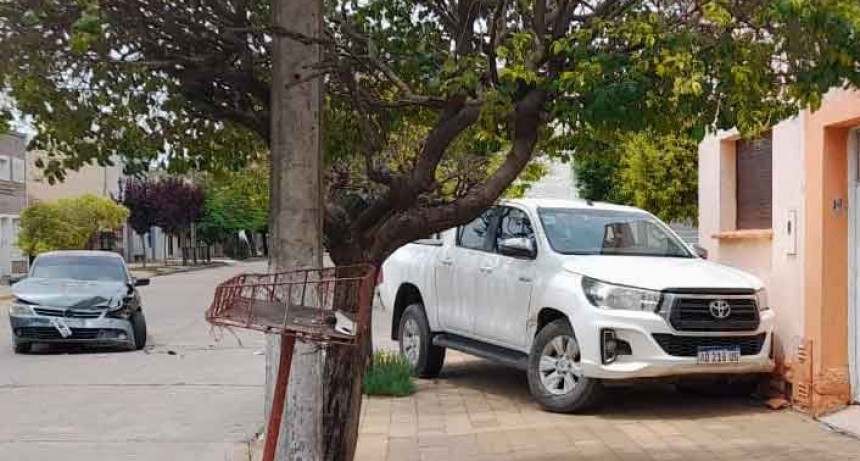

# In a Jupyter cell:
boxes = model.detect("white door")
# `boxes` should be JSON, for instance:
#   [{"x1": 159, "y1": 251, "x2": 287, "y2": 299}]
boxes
[
  {"x1": 437, "y1": 209, "x2": 495, "y2": 335},
  {"x1": 473, "y1": 206, "x2": 536, "y2": 349},
  {"x1": 851, "y1": 130, "x2": 860, "y2": 403}
]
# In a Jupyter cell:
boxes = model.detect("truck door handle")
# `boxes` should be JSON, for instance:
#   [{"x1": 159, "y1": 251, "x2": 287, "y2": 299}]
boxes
[
  {"x1": 479, "y1": 266, "x2": 493, "y2": 274},
  {"x1": 518, "y1": 276, "x2": 532, "y2": 283},
  {"x1": 440, "y1": 258, "x2": 454, "y2": 267}
]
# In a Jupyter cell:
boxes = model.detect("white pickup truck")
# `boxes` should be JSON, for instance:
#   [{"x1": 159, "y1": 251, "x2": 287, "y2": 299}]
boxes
[{"x1": 378, "y1": 198, "x2": 774, "y2": 412}]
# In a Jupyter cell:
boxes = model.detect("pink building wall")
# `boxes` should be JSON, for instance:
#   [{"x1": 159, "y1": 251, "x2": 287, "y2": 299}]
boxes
[{"x1": 698, "y1": 117, "x2": 806, "y2": 365}]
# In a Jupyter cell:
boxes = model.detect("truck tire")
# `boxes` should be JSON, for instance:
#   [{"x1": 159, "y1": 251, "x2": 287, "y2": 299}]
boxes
[
  {"x1": 398, "y1": 303, "x2": 445, "y2": 378},
  {"x1": 527, "y1": 319, "x2": 604, "y2": 413}
]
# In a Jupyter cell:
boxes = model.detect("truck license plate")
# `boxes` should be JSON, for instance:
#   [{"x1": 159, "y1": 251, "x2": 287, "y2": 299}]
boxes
[
  {"x1": 50, "y1": 317, "x2": 73, "y2": 338},
  {"x1": 697, "y1": 347, "x2": 740, "y2": 364}
]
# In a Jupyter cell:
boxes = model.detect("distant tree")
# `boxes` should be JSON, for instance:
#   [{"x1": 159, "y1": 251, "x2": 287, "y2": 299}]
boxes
[
  {"x1": 151, "y1": 178, "x2": 205, "y2": 265},
  {"x1": 122, "y1": 178, "x2": 159, "y2": 266},
  {"x1": 200, "y1": 165, "x2": 269, "y2": 256},
  {"x1": 572, "y1": 132, "x2": 698, "y2": 223},
  {"x1": 18, "y1": 194, "x2": 129, "y2": 255},
  {"x1": 616, "y1": 133, "x2": 698, "y2": 224}
]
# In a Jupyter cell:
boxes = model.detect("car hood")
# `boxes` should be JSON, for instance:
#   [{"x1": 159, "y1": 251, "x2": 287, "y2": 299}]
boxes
[
  {"x1": 12, "y1": 278, "x2": 128, "y2": 308},
  {"x1": 561, "y1": 256, "x2": 762, "y2": 292}
]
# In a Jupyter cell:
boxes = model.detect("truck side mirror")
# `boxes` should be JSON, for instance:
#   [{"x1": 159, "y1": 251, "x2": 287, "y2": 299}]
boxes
[
  {"x1": 498, "y1": 237, "x2": 537, "y2": 259},
  {"x1": 693, "y1": 244, "x2": 708, "y2": 259}
]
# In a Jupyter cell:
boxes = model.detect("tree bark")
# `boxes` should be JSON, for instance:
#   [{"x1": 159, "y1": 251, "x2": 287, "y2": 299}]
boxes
[
  {"x1": 140, "y1": 234, "x2": 147, "y2": 268},
  {"x1": 323, "y1": 249, "x2": 374, "y2": 461},
  {"x1": 268, "y1": 0, "x2": 325, "y2": 458}
]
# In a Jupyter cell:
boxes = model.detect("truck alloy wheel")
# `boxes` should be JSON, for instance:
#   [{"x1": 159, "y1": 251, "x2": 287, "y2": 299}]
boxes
[
  {"x1": 398, "y1": 303, "x2": 445, "y2": 378},
  {"x1": 527, "y1": 319, "x2": 604, "y2": 412}
]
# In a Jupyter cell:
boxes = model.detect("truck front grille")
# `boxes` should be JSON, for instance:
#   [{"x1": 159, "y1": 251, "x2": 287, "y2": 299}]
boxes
[
  {"x1": 652, "y1": 333, "x2": 767, "y2": 357},
  {"x1": 668, "y1": 296, "x2": 759, "y2": 332}
]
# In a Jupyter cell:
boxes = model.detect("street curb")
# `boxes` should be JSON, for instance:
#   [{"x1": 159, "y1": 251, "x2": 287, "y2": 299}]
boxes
[{"x1": 129, "y1": 261, "x2": 230, "y2": 280}]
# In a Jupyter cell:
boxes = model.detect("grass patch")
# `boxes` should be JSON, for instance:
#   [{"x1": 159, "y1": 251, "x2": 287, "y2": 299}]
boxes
[{"x1": 363, "y1": 351, "x2": 415, "y2": 397}]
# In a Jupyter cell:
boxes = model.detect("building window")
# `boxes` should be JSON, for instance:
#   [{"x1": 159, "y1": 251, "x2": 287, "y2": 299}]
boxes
[
  {"x1": 736, "y1": 132, "x2": 773, "y2": 230},
  {"x1": 0, "y1": 156, "x2": 10, "y2": 181},
  {"x1": 11, "y1": 158, "x2": 25, "y2": 183}
]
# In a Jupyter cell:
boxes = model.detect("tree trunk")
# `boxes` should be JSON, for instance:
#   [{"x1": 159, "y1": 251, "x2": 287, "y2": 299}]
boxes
[
  {"x1": 318, "y1": 244, "x2": 376, "y2": 461},
  {"x1": 268, "y1": 0, "x2": 325, "y2": 458},
  {"x1": 140, "y1": 233, "x2": 147, "y2": 268}
]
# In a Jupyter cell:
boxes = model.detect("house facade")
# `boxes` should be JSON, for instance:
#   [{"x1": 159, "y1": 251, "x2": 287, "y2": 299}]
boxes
[
  {"x1": 27, "y1": 152, "x2": 167, "y2": 263},
  {"x1": 698, "y1": 88, "x2": 860, "y2": 415},
  {"x1": 0, "y1": 133, "x2": 28, "y2": 276}
]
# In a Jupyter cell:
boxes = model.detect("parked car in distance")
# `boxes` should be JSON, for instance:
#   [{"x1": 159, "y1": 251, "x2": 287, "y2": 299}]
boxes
[
  {"x1": 8, "y1": 251, "x2": 150, "y2": 353},
  {"x1": 378, "y1": 198, "x2": 774, "y2": 412}
]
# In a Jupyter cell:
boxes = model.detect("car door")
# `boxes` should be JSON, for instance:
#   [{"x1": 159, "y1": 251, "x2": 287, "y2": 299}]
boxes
[
  {"x1": 473, "y1": 206, "x2": 537, "y2": 349},
  {"x1": 436, "y1": 208, "x2": 496, "y2": 335}
]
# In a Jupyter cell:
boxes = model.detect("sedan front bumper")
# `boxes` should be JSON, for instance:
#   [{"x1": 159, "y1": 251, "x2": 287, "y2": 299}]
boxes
[{"x1": 9, "y1": 313, "x2": 135, "y2": 348}]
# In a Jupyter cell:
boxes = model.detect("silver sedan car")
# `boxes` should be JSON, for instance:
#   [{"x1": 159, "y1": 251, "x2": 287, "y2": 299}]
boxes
[{"x1": 8, "y1": 251, "x2": 149, "y2": 353}]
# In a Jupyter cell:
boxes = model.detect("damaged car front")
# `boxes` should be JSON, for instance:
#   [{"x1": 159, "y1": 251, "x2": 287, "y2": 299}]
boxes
[{"x1": 8, "y1": 251, "x2": 149, "y2": 353}]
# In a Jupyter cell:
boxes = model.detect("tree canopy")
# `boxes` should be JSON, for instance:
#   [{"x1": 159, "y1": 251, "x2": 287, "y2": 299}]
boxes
[
  {"x1": 3, "y1": 0, "x2": 860, "y2": 264},
  {"x1": 573, "y1": 131, "x2": 698, "y2": 223},
  {"x1": 150, "y1": 177, "x2": 205, "y2": 235},
  {"x1": 122, "y1": 178, "x2": 159, "y2": 237},
  {"x1": 18, "y1": 194, "x2": 129, "y2": 255},
  {"x1": 197, "y1": 164, "x2": 269, "y2": 245}
]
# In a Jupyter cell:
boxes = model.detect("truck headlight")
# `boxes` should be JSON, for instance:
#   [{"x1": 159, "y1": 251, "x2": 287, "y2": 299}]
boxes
[
  {"x1": 756, "y1": 289, "x2": 770, "y2": 311},
  {"x1": 9, "y1": 303, "x2": 32, "y2": 316},
  {"x1": 581, "y1": 277, "x2": 661, "y2": 312}
]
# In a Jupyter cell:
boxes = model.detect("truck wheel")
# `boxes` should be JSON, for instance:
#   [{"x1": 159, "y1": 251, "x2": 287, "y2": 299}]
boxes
[
  {"x1": 527, "y1": 319, "x2": 604, "y2": 413},
  {"x1": 398, "y1": 303, "x2": 445, "y2": 378},
  {"x1": 130, "y1": 310, "x2": 148, "y2": 350}
]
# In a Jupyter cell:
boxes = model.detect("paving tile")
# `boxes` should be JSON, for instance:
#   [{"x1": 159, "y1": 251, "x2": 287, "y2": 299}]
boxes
[{"x1": 356, "y1": 352, "x2": 860, "y2": 461}]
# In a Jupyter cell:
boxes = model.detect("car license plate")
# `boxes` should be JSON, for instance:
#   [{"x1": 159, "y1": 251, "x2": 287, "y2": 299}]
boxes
[
  {"x1": 50, "y1": 317, "x2": 73, "y2": 338},
  {"x1": 697, "y1": 346, "x2": 740, "y2": 364}
]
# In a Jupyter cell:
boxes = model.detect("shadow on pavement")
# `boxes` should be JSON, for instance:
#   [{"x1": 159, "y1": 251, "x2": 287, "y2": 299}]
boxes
[{"x1": 435, "y1": 355, "x2": 767, "y2": 421}]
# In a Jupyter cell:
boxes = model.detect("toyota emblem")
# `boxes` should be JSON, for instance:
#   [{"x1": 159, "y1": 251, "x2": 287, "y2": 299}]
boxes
[{"x1": 709, "y1": 299, "x2": 731, "y2": 319}]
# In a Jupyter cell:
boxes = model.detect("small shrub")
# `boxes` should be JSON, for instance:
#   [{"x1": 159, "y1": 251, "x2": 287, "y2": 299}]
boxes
[{"x1": 363, "y1": 351, "x2": 415, "y2": 397}]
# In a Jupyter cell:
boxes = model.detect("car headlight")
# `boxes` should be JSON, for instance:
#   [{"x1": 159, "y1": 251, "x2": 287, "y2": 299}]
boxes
[
  {"x1": 9, "y1": 303, "x2": 32, "y2": 316},
  {"x1": 756, "y1": 288, "x2": 770, "y2": 311},
  {"x1": 581, "y1": 277, "x2": 661, "y2": 312}
]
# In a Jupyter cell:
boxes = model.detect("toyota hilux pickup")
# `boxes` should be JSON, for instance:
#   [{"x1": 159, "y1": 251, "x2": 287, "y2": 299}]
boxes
[{"x1": 377, "y1": 198, "x2": 774, "y2": 412}]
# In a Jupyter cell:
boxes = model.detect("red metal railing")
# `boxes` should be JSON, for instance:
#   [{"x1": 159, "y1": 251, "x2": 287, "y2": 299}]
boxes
[
  {"x1": 206, "y1": 265, "x2": 376, "y2": 346},
  {"x1": 206, "y1": 264, "x2": 376, "y2": 460}
]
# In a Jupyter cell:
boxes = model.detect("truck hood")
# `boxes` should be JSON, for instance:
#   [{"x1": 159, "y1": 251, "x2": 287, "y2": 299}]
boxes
[
  {"x1": 12, "y1": 278, "x2": 128, "y2": 309},
  {"x1": 561, "y1": 256, "x2": 762, "y2": 292}
]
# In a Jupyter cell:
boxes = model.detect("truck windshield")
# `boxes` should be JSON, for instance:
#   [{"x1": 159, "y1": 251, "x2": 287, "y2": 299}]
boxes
[
  {"x1": 30, "y1": 255, "x2": 128, "y2": 282},
  {"x1": 538, "y1": 208, "x2": 692, "y2": 258}
]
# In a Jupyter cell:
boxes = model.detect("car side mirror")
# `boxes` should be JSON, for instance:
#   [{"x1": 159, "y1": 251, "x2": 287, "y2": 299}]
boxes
[
  {"x1": 8, "y1": 274, "x2": 26, "y2": 285},
  {"x1": 693, "y1": 244, "x2": 708, "y2": 259},
  {"x1": 133, "y1": 278, "x2": 150, "y2": 287},
  {"x1": 498, "y1": 237, "x2": 537, "y2": 259}
]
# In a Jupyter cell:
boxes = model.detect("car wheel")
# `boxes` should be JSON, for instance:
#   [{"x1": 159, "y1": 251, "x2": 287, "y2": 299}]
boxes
[
  {"x1": 527, "y1": 319, "x2": 604, "y2": 413},
  {"x1": 13, "y1": 342, "x2": 31, "y2": 354},
  {"x1": 398, "y1": 303, "x2": 445, "y2": 378},
  {"x1": 130, "y1": 309, "x2": 148, "y2": 350}
]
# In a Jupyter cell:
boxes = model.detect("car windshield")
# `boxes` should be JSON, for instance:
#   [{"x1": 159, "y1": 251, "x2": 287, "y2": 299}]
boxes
[
  {"x1": 538, "y1": 208, "x2": 692, "y2": 258},
  {"x1": 30, "y1": 255, "x2": 128, "y2": 282}
]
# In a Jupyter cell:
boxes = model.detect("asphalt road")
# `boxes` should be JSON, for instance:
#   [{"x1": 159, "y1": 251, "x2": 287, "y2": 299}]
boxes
[{"x1": 0, "y1": 261, "x2": 268, "y2": 461}]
